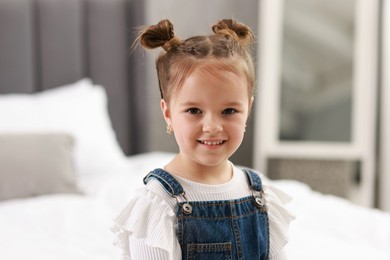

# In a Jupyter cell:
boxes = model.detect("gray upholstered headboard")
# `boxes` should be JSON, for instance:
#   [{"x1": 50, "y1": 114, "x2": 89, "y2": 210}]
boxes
[{"x1": 0, "y1": 0, "x2": 142, "y2": 155}]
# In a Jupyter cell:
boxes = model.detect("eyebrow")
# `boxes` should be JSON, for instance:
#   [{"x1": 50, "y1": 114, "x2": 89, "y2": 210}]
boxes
[
  {"x1": 179, "y1": 101, "x2": 245, "y2": 107},
  {"x1": 224, "y1": 101, "x2": 245, "y2": 107},
  {"x1": 178, "y1": 101, "x2": 199, "y2": 107}
]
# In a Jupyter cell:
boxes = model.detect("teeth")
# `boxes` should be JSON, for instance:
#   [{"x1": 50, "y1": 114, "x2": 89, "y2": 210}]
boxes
[{"x1": 201, "y1": 140, "x2": 224, "y2": 145}]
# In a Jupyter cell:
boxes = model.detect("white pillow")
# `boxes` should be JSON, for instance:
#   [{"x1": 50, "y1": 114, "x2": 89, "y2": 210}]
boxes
[{"x1": 0, "y1": 78, "x2": 125, "y2": 176}]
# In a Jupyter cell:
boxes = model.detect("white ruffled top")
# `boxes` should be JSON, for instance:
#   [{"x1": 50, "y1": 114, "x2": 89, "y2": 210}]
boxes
[{"x1": 112, "y1": 166, "x2": 295, "y2": 260}]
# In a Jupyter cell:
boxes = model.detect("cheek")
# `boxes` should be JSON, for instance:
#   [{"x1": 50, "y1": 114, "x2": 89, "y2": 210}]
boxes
[
  {"x1": 230, "y1": 124, "x2": 246, "y2": 139},
  {"x1": 231, "y1": 113, "x2": 248, "y2": 127},
  {"x1": 172, "y1": 116, "x2": 198, "y2": 139},
  {"x1": 173, "y1": 125, "x2": 198, "y2": 150},
  {"x1": 229, "y1": 117, "x2": 247, "y2": 138}
]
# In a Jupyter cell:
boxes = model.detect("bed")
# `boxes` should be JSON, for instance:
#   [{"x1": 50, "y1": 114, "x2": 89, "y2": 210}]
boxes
[
  {"x1": 1, "y1": 0, "x2": 390, "y2": 259},
  {"x1": 1, "y1": 150, "x2": 390, "y2": 259}
]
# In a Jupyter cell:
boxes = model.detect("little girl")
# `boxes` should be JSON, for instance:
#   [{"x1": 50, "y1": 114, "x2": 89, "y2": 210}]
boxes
[{"x1": 113, "y1": 19, "x2": 294, "y2": 260}]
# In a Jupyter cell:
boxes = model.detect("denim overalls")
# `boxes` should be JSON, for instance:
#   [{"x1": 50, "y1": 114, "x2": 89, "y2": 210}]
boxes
[{"x1": 144, "y1": 168, "x2": 270, "y2": 260}]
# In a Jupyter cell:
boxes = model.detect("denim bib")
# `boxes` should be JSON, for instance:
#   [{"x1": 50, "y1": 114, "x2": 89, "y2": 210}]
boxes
[{"x1": 144, "y1": 168, "x2": 270, "y2": 260}]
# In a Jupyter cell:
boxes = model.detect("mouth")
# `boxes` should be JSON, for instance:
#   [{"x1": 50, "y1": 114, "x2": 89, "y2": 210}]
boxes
[{"x1": 198, "y1": 140, "x2": 226, "y2": 146}]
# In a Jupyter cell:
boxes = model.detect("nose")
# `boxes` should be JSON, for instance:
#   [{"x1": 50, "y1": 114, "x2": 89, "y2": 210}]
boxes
[{"x1": 202, "y1": 115, "x2": 223, "y2": 133}]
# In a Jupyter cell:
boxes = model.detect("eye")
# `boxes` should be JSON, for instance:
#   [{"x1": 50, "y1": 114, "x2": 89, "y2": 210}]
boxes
[
  {"x1": 186, "y1": 108, "x2": 202, "y2": 114},
  {"x1": 222, "y1": 108, "x2": 237, "y2": 115}
]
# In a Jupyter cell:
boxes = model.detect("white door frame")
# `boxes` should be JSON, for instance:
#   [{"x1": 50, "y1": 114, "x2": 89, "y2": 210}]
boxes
[
  {"x1": 380, "y1": 0, "x2": 390, "y2": 211},
  {"x1": 253, "y1": 0, "x2": 379, "y2": 207}
]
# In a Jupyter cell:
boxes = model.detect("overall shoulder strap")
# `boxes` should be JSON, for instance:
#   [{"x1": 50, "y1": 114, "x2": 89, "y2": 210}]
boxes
[
  {"x1": 143, "y1": 168, "x2": 184, "y2": 196},
  {"x1": 243, "y1": 169, "x2": 263, "y2": 192}
]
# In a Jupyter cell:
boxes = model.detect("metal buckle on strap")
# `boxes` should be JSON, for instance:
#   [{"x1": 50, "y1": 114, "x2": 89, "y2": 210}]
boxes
[
  {"x1": 252, "y1": 190, "x2": 267, "y2": 210},
  {"x1": 182, "y1": 203, "x2": 193, "y2": 214},
  {"x1": 175, "y1": 192, "x2": 192, "y2": 214}
]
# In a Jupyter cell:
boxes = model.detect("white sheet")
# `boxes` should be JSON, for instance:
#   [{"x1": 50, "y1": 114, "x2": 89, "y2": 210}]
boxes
[
  {"x1": 0, "y1": 152, "x2": 389, "y2": 260},
  {"x1": 273, "y1": 180, "x2": 390, "y2": 259}
]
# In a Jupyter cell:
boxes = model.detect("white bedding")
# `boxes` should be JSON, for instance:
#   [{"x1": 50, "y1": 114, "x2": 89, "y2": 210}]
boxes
[
  {"x1": 277, "y1": 180, "x2": 390, "y2": 259},
  {"x1": 1, "y1": 152, "x2": 389, "y2": 260}
]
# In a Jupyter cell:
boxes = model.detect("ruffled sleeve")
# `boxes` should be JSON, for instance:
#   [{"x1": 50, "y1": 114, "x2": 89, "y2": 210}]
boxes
[
  {"x1": 263, "y1": 182, "x2": 295, "y2": 258},
  {"x1": 111, "y1": 188, "x2": 178, "y2": 260}
]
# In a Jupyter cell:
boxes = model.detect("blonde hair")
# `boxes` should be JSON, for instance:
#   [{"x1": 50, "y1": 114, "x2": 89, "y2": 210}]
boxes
[{"x1": 137, "y1": 19, "x2": 255, "y2": 102}]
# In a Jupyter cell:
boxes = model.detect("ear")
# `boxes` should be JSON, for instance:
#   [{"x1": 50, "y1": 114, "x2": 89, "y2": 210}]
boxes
[
  {"x1": 249, "y1": 96, "x2": 254, "y2": 111},
  {"x1": 245, "y1": 96, "x2": 254, "y2": 122},
  {"x1": 247, "y1": 96, "x2": 254, "y2": 115},
  {"x1": 160, "y1": 99, "x2": 172, "y2": 125}
]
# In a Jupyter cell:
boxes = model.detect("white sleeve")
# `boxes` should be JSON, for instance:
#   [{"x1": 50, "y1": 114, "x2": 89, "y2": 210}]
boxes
[
  {"x1": 263, "y1": 182, "x2": 295, "y2": 258},
  {"x1": 270, "y1": 248, "x2": 288, "y2": 260},
  {"x1": 112, "y1": 188, "x2": 181, "y2": 260},
  {"x1": 129, "y1": 237, "x2": 171, "y2": 260}
]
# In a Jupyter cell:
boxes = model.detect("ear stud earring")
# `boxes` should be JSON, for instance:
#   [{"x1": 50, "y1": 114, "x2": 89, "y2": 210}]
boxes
[
  {"x1": 244, "y1": 124, "x2": 247, "y2": 133},
  {"x1": 166, "y1": 125, "x2": 173, "y2": 135}
]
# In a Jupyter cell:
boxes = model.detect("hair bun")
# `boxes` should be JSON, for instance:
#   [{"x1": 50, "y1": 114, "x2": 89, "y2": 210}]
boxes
[
  {"x1": 139, "y1": 19, "x2": 181, "y2": 51},
  {"x1": 212, "y1": 19, "x2": 254, "y2": 47}
]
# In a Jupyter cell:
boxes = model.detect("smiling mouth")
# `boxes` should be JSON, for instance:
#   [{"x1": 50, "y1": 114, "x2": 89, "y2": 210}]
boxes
[{"x1": 198, "y1": 140, "x2": 226, "y2": 145}]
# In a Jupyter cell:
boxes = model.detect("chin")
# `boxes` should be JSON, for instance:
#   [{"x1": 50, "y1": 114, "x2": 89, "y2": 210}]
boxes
[{"x1": 193, "y1": 155, "x2": 231, "y2": 168}]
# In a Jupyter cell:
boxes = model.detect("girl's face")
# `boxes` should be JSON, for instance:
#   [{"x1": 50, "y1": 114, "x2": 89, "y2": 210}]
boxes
[{"x1": 161, "y1": 68, "x2": 251, "y2": 170}]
